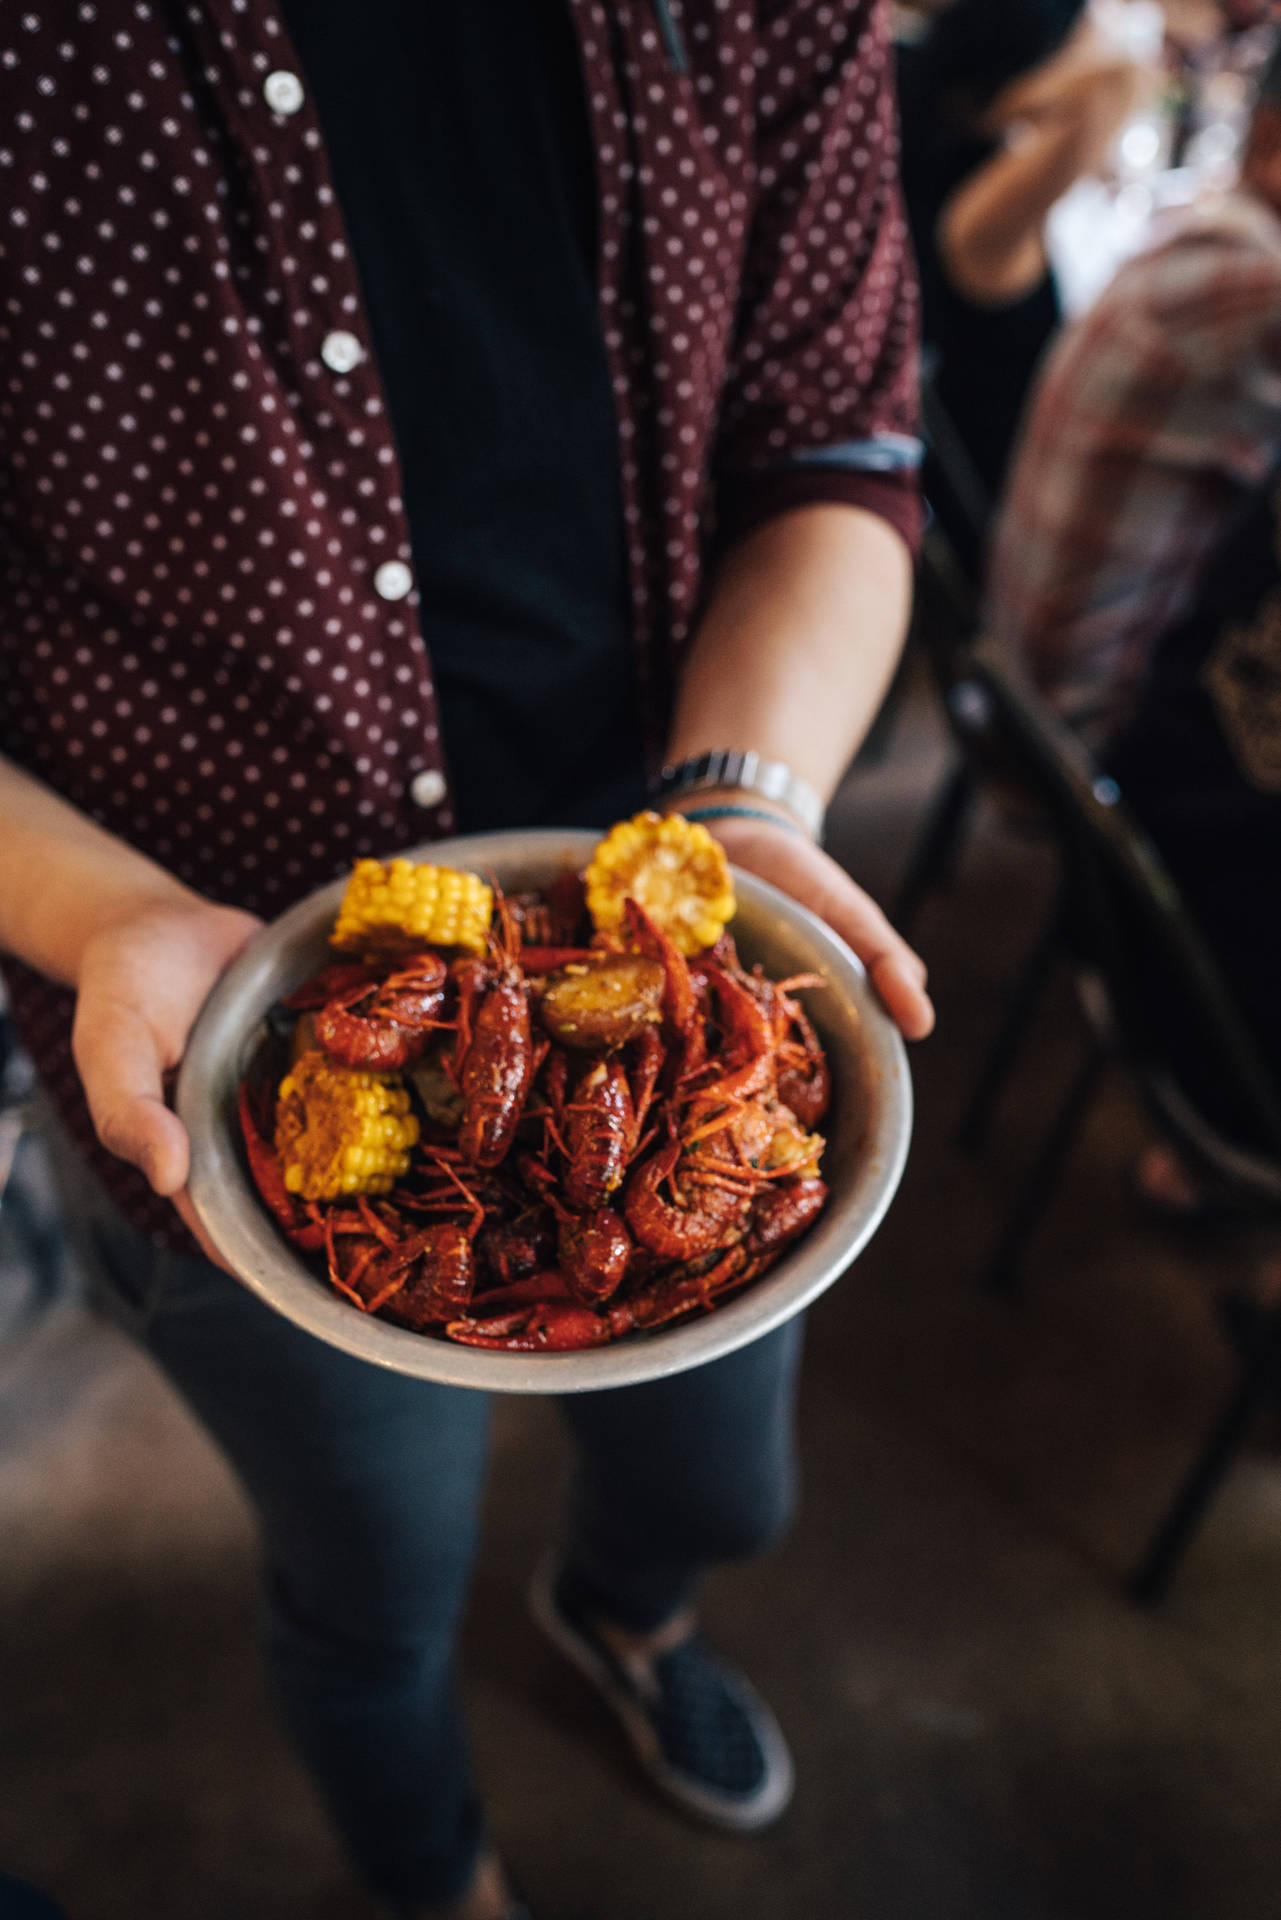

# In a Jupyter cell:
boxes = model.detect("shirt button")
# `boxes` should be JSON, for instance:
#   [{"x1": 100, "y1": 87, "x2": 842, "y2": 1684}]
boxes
[
  {"x1": 318, "y1": 330, "x2": 362, "y2": 374},
  {"x1": 320, "y1": 329, "x2": 364, "y2": 374},
  {"x1": 410, "y1": 769, "x2": 448, "y2": 810},
  {"x1": 373, "y1": 559, "x2": 413, "y2": 601},
  {"x1": 263, "y1": 70, "x2": 305, "y2": 115}
]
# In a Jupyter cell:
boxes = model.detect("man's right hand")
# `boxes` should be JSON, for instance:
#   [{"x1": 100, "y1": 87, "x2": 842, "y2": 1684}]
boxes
[
  {"x1": 0, "y1": 753, "x2": 264, "y2": 1257},
  {"x1": 72, "y1": 898, "x2": 262, "y2": 1216}
]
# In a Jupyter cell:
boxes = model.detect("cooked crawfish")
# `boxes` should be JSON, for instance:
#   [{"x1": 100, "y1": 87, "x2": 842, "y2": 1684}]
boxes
[
  {"x1": 237, "y1": 1080, "x2": 326, "y2": 1251},
  {"x1": 290, "y1": 952, "x2": 449, "y2": 1072},
  {"x1": 623, "y1": 1134, "x2": 753, "y2": 1262},
  {"x1": 445, "y1": 1244, "x2": 757, "y2": 1350},
  {"x1": 452, "y1": 910, "x2": 535, "y2": 1168},
  {"x1": 241, "y1": 873, "x2": 833, "y2": 1350},
  {"x1": 681, "y1": 957, "x2": 777, "y2": 1125},
  {"x1": 561, "y1": 1024, "x2": 662, "y2": 1212}
]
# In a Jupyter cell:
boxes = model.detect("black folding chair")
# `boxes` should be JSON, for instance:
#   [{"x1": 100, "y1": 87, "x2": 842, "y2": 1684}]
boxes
[
  {"x1": 942, "y1": 651, "x2": 1281, "y2": 1604},
  {"x1": 892, "y1": 368, "x2": 992, "y2": 935},
  {"x1": 919, "y1": 360, "x2": 994, "y2": 592}
]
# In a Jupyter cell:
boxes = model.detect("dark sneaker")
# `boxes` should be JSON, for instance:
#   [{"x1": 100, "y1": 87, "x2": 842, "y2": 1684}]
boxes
[{"x1": 528, "y1": 1556, "x2": 794, "y2": 1832}]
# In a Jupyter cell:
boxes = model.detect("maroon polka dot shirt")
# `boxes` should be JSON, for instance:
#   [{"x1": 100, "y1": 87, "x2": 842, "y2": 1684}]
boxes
[{"x1": 0, "y1": 0, "x2": 922, "y2": 1244}]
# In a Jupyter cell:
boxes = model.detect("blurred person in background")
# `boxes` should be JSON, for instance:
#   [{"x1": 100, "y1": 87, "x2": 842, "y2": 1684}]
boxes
[
  {"x1": 1167, "y1": 0, "x2": 1280, "y2": 41},
  {"x1": 1164, "y1": 0, "x2": 1281, "y2": 179},
  {"x1": 985, "y1": 41, "x2": 1281, "y2": 1195},
  {"x1": 898, "y1": 0, "x2": 1152, "y2": 569}
]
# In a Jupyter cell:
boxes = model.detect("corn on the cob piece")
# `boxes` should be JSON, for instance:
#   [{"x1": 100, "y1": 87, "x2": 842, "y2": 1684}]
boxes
[
  {"x1": 274, "y1": 1049, "x2": 419, "y2": 1202},
  {"x1": 330, "y1": 858, "x2": 493, "y2": 957},
  {"x1": 585, "y1": 809, "x2": 735, "y2": 956}
]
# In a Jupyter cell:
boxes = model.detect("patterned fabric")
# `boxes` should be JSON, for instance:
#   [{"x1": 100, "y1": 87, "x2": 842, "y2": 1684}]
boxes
[
  {"x1": 0, "y1": 0, "x2": 921, "y2": 1242},
  {"x1": 984, "y1": 189, "x2": 1281, "y2": 742}
]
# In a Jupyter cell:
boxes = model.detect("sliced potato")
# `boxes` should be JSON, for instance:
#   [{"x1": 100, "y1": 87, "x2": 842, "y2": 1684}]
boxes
[
  {"x1": 538, "y1": 954, "x2": 664, "y2": 1051},
  {"x1": 408, "y1": 1043, "x2": 465, "y2": 1128}
]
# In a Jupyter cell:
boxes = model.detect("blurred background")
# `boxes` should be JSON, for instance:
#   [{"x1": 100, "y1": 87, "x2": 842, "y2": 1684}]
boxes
[{"x1": 6, "y1": 1, "x2": 1281, "y2": 1915}]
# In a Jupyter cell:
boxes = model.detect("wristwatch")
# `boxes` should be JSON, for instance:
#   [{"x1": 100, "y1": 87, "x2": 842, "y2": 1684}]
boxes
[{"x1": 649, "y1": 750, "x2": 825, "y2": 842}]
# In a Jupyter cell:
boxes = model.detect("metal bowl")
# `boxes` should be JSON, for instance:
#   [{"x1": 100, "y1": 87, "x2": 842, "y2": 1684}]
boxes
[{"x1": 177, "y1": 830, "x2": 912, "y2": 1393}]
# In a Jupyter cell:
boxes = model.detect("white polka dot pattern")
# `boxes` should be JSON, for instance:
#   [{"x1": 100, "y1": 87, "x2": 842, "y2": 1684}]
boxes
[
  {"x1": 0, "y1": 0, "x2": 919, "y2": 1245},
  {"x1": 567, "y1": 0, "x2": 921, "y2": 696}
]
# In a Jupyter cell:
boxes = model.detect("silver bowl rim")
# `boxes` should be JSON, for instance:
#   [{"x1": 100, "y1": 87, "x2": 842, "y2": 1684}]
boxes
[{"x1": 177, "y1": 828, "x2": 912, "y2": 1393}]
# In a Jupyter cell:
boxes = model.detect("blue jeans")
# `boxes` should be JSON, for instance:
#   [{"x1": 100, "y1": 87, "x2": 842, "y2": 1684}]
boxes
[
  {"x1": 74, "y1": 1180, "x2": 804, "y2": 1907},
  {"x1": 0, "y1": 1876, "x2": 67, "y2": 1920}
]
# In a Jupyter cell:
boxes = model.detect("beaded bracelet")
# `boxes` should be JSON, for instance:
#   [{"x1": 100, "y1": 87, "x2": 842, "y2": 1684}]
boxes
[{"x1": 675, "y1": 803, "x2": 814, "y2": 842}]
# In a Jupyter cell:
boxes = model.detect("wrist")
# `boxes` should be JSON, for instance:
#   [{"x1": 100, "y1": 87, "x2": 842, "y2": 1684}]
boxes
[{"x1": 650, "y1": 751, "x2": 826, "y2": 842}]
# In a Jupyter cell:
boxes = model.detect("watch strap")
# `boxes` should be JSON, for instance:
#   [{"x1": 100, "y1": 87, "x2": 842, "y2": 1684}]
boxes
[{"x1": 650, "y1": 750, "x2": 825, "y2": 841}]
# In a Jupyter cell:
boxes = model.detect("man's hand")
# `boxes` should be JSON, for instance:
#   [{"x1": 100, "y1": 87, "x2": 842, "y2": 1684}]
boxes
[
  {"x1": 72, "y1": 898, "x2": 262, "y2": 1252},
  {"x1": 703, "y1": 814, "x2": 934, "y2": 1041}
]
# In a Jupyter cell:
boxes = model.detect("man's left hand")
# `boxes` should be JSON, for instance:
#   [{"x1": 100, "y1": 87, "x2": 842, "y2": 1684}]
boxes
[{"x1": 703, "y1": 814, "x2": 934, "y2": 1041}]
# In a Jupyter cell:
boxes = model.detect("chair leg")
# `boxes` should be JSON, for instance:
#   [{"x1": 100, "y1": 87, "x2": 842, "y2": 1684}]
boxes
[
  {"x1": 893, "y1": 760, "x2": 976, "y2": 937},
  {"x1": 1126, "y1": 1320, "x2": 1279, "y2": 1606},
  {"x1": 982, "y1": 1040, "x2": 1107, "y2": 1299},
  {"x1": 957, "y1": 913, "x2": 1062, "y2": 1155}
]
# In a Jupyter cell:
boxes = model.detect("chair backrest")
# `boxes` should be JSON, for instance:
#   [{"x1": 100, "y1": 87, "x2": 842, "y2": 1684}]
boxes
[
  {"x1": 913, "y1": 362, "x2": 987, "y2": 674},
  {"x1": 947, "y1": 650, "x2": 1281, "y2": 1166},
  {"x1": 919, "y1": 359, "x2": 995, "y2": 601}
]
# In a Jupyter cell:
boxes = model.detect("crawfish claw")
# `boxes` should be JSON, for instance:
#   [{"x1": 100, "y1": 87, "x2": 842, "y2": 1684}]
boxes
[{"x1": 444, "y1": 1302, "x2": 612, "y2": 1350}]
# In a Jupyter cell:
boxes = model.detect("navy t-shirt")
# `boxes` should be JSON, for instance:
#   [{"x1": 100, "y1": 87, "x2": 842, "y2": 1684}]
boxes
[{"x1": 276, "y1": 0, "x2": 645, "y2": 832}]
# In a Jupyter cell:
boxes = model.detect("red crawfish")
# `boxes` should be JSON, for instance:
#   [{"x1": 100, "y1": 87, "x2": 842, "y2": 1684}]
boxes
[
  {"x1": 237, "y1": 1081, "x2": 326, "y2": 1251},
  {"x1": 668, "y1": 1173, "x2": 831, "y2": 1301},
  {"x1": 560, "y1": 1023, "x2": 663, "y2": 1212},
  {"x1": 443, "y1": 1244, "x2": 758, "y2": 1350},
  {"x1": 771, "y1": 984, "x2": 831, "y2": 1130},
  {"x1": 329, "y1": 1156, "x2": 486, "y2": 1329},
  {"x1": 621, "y1": 897, "x2": 706, "y2": 1085},
  {"x1": 475, "y1": 1205, "x2": 557, "y2": 1288},
  {"x1": 452, "y1": 902, "x2": 537, "y2": 1169},
  {"x1": 719, "y1": 961, "x2": 830, "y2": 1132},
  {"x1": 517, "y1": 1139, "x2": 635, "y2": 1305},
  {"x1": 536, "y1": 1192, "x2": 633, "y2": 1304},
  {"x1": 680, "y1": 957, "x2": 778, "y2": 1129},
  {"x1": 284, "y1": 953, "x2": 449, "y2": 1072},
  {"x1": 622, "y1": 1133, "x2": 753, "y2": 1262}
]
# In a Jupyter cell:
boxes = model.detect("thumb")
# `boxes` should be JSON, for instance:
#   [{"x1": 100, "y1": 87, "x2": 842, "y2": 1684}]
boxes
[{"x1": 72, "y1": 996, "x2": 191, "y2": 1195}]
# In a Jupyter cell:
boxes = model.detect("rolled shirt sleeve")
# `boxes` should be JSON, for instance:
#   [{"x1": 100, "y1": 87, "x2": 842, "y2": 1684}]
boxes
[{"x1": 712, "y1": 0, "x2": 924, "y2": 556}]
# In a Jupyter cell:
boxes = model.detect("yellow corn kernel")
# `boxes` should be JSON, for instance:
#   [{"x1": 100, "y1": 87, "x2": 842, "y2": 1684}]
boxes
[
  {"x1": 274, "y1": 1050, "x2": 419, "y2": 1202},
  {"x1": 330, "y1": 858, "x2": 493, "y2": 956},
  {"x1": 585, "y1": 809, "x2": 736, "y2": 956}
]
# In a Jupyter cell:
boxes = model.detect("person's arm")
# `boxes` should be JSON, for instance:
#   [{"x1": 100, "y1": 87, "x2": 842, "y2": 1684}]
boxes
[
  {"x1": 677, "y1": 2, "x2": 930, "y2": 1039},
  {"x1": 0, "y1": 753, "x2": 260, "y2": 1233},
  {"x1": 939, "y1": 26, "x2": 1151, "y2": 306},
  {"x1": 662, "y1": 503, "x2": 933, "y2": 1041}
]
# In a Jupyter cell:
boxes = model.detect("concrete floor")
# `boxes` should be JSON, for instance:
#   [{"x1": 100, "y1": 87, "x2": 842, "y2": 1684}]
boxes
[{"x1": 4, "y1": 662, "x2": 1281, "y2": 1920}]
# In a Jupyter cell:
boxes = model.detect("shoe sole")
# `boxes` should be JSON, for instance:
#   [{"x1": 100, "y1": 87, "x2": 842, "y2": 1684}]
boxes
[{"x1": 528, "y1": 1556, "x2": 794, "y2": 1833}]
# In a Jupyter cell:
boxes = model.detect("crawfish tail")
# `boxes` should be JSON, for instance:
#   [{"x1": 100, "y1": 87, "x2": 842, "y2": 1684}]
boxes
[
  {"x1": 458, "y1": 978, "x2": 534, "y2": 1168},
  {"x1": 622, "y1": 1138, "x2": 748, "y2": 1261},
  {"x1": 444, "y1": 1301, "x2": 611, "y2": 1350},
  {"x1": 557, "y1": 1205, "x2": 632, "y2": 1304}
]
